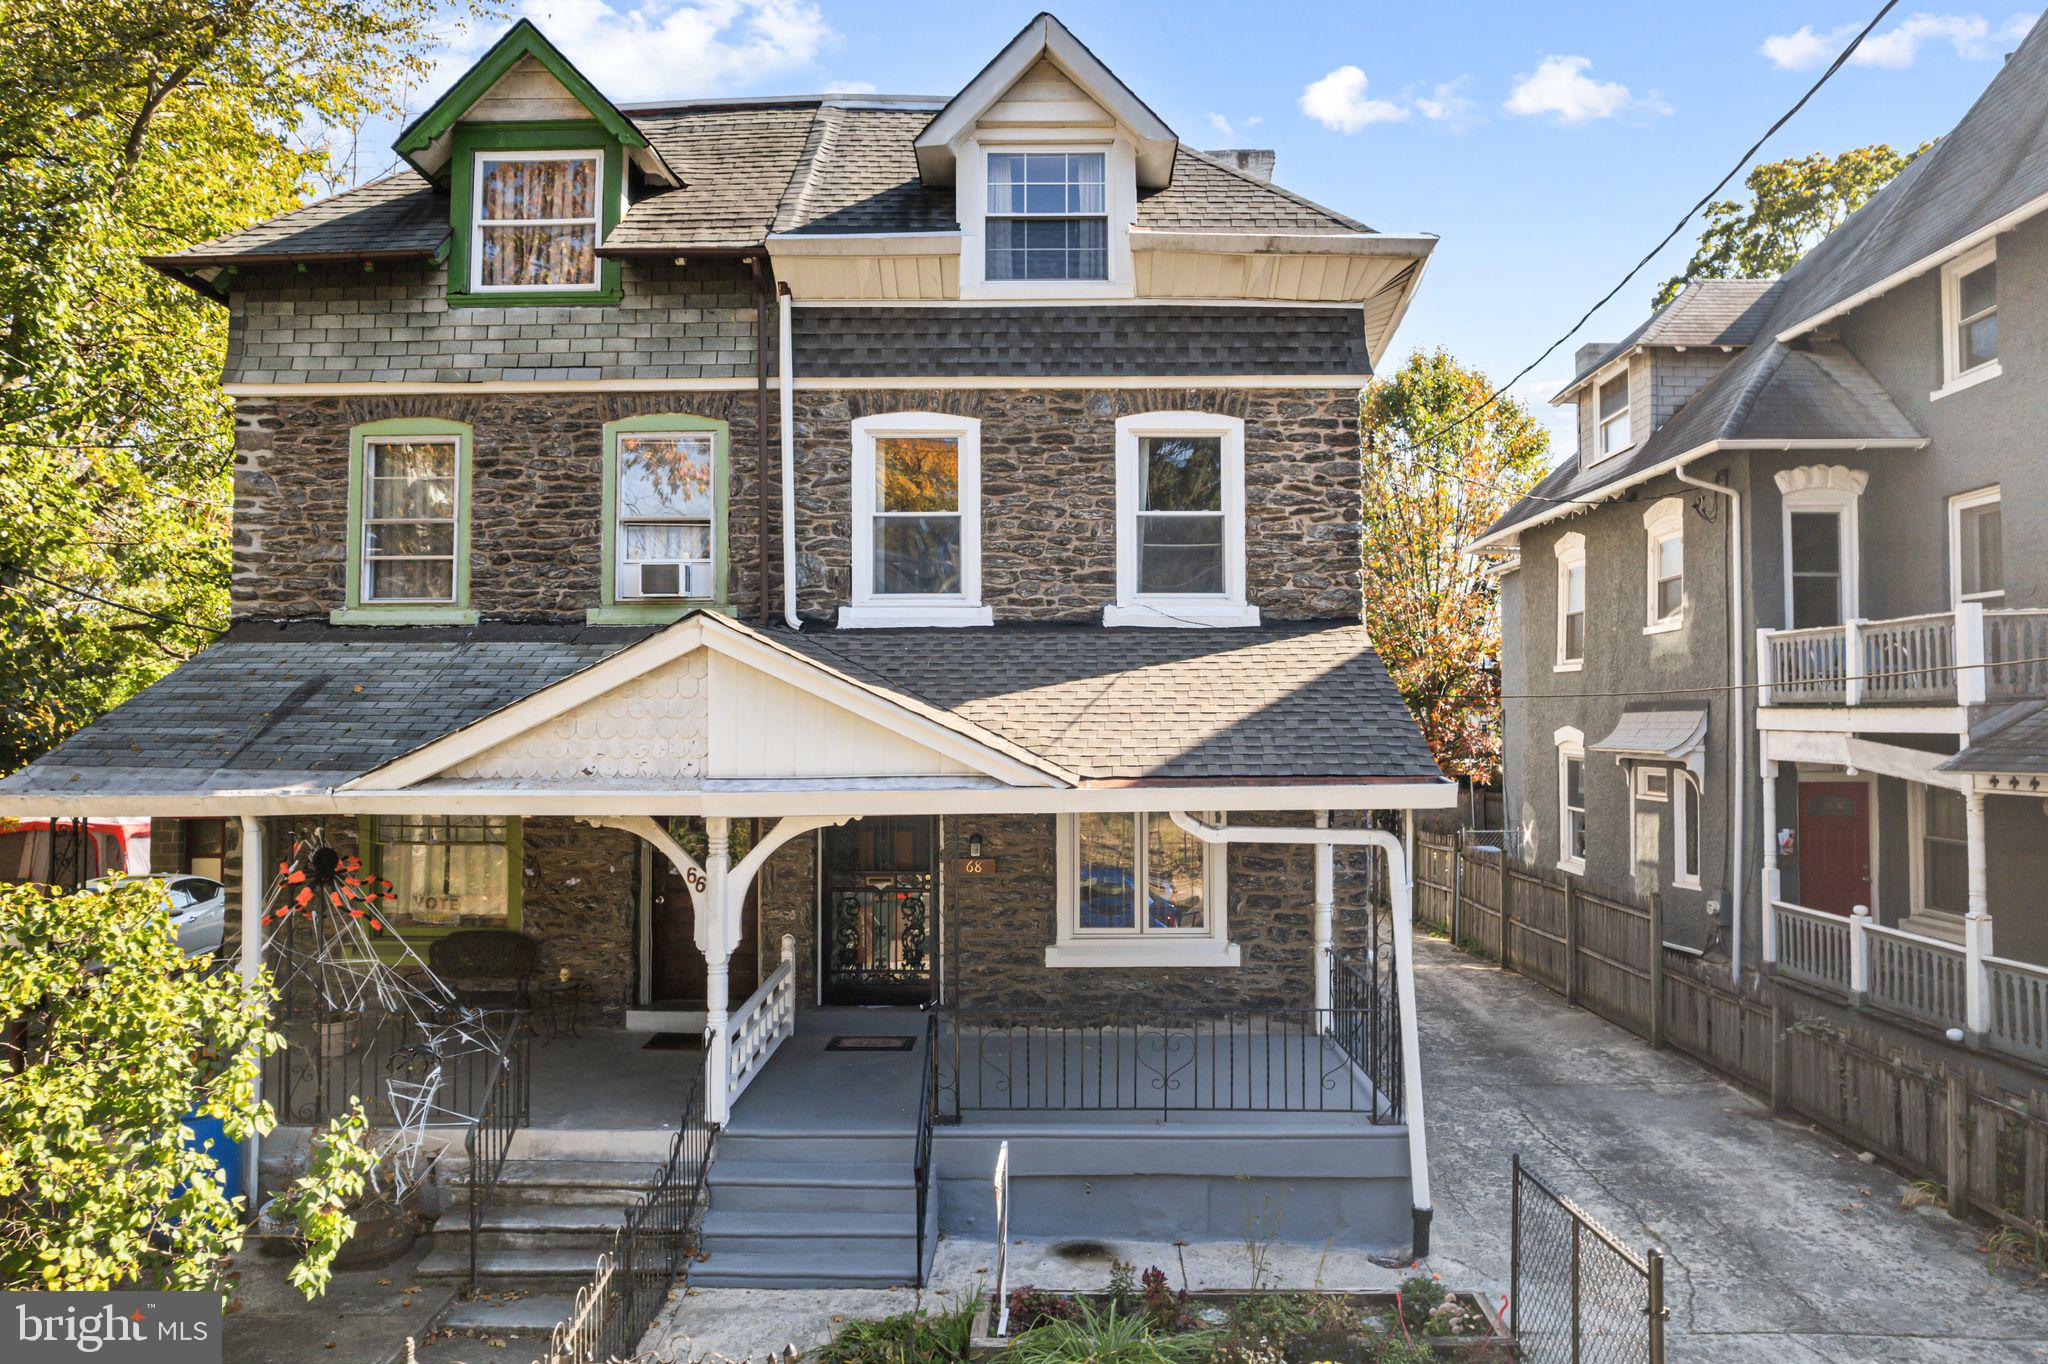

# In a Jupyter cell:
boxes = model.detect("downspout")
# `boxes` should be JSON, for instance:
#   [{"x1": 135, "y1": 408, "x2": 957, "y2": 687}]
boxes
[
  {"x1": 751, "y1": 257, "x2": 770, "y2": 627},
  {"x1": 1674, "y1": 460, "x2": 1744, "y2": 982},
  {"x1": 777, "y1": 283, "x2": 801, "y2": 630},
  {"x1": 1166, "y1": 811, "x2": 1433, "y2": 1258}
]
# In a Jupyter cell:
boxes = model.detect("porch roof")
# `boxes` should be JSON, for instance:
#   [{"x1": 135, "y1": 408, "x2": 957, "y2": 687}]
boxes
[
  {"x1": 0, "y1": 616, "x2": 1447, "y2": 813},
  {"x1": 1940, "y1": 702, "x2": 2048, "y2": 780}
]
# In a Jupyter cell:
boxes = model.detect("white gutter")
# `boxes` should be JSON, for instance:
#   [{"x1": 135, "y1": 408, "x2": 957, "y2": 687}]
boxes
[
  {"x1": 1127, "y1": 228, "x2": 1439, "y2": 257},
  {"x1": 1166, "y1": 811, "x2": 1433, "y2": 1257},
  {"x1": 777, "y1": 285, "x2": 801, "y2": 631},
  {"x1": 1673, "y1": 461, "x2": 1745, "y2": 983},
  {"x1": 238, "y1": 816, "x2": 265, "y2": 1205}
]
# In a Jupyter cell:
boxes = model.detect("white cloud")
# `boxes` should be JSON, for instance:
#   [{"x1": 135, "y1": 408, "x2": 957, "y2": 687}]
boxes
[
  {"x1": 1762, "y1": 12, "x2": 2036, "y2": 72},
  {"x1": 823, "y1": 79, "x2": 877, "y2": 94},
  {"x1": 1205, "y1": 112, "x2": 1265, "y2": 142},
  {"x1": 1414, "y1": 78, "x2": 1479, "y2": 129},
  {"x1": 431, "y1": 0, "x2": 838, "y2": 104},
  {"x1": 1504, "y1": 55, "x2": 1649, "y2": 124},
  {"x1": 1299, "y1": 65, "x2": 1410, "y2": 132}
]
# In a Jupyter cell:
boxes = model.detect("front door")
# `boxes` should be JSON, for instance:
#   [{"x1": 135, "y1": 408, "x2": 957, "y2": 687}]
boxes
[
  {"x1": 820, "y1": 816, "x2": 936, "y2": 1006},
  {"x1": 649, "y1": 842, "x2": 759, "y2": 1006},
  {"x1": 1797, "y1": 781, "x2": 1872, "y2": 915}
]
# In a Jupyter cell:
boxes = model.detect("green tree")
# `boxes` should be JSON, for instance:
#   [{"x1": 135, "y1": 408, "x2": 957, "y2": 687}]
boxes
[
  {"x1": 1361, "y1": 350, "x2": 1550, "y2": 783},
  {"x1": 1653, "y1": 144, "x2": 1926, "y2": 309},
  {"x1": 0, "y1": 0, "x2": 488, "y2": 774}
]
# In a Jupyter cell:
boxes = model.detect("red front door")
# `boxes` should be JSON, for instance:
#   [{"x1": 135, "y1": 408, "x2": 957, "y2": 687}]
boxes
[{"x1": 1797, "y1": 782, "x2": 1872, "y2": 915}]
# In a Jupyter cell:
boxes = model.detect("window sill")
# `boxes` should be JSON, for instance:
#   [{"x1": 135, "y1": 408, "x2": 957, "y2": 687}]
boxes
[
  {"x1": 587, "y1": 602, "x2": 725, "y2": 626},
  {"x1": 1103, "y1": 601, "x2": 1262, "y2": 628},
  {"x1": 1930, "y1": 360, "x2": 2001, "y2": 402},
  {"x1": 1673, "y1": 877, "x2": 1702, "y2": 892},
  {"x1": 1554, "y1": 659, "x2": 1584, "y2": 673},
  {"x1": 837, "y1": 603, "x2": 994, "y2": 629},
  {"x1": 1557, "y1": 858, "x2": 1586, "y2": 877},
  {"x1": 447, "y1": 287, "x2": 622, "y2": 310},
  {"x1": 331, "y1": 605, "x2": 481, "y2": 626},
  {"x1": 960, "y1": 279, "x2": 1134, "y2": 302},
  {"x1": 1044, "y1": 939, "x2": 1240, "y2": 969},
  {"x1": 1642, "y1": 617, "x2": 1684, "y2": 637}
]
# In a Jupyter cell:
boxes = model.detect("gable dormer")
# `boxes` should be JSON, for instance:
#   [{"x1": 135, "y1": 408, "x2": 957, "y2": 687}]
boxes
[
  {"x1": 914, "y1": 13, "x2": 1176, "y2": 300},
  {"x1": 392, "y1": 20, "x2": 677, "y2": 307}
]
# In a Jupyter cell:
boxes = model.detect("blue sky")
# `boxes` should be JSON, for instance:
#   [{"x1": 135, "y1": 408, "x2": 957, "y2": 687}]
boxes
[{"x1": 372, "y1": 0, "x2": 2043, "y2": 457}]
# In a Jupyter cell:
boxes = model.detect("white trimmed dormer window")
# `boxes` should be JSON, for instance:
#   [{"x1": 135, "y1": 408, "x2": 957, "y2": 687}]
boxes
[
  {"x1": 841, "y1": 412, "x2": 991, "y2": 628},
  {"x1": 986, "y1": 151, "x2": 1107, "y2": 281},
  {"x1": 1642, "y1": 498, "x2": 1684, "y2": 633},
  {"x1": 1554, "y1": 531, "x2": 1586, "y2": 671},
  {"x1": 1936, "y1": 242, "x2": 1999, "y2": 397},
  {"x1": 1556, "y1": 727, "x2": 1587, "y2": 875},
  {"x1": 1106, "y1": 412, "x2": 1256, "y2": 628},
  {"x1": 471, "y1": 149, "x2": 603, "y2": 293},
  {"x1": 1595, "y1": 371, "x2": 1632, "y2": 460},
  {"x1": 1046, "y1": 812, "x2": 1235, "y2": 968}
]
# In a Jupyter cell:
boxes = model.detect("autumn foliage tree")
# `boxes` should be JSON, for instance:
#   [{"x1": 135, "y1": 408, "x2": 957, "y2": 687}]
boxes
[{"x1": 1360, "y1": 350, "x2": 1549, "y2": 783}]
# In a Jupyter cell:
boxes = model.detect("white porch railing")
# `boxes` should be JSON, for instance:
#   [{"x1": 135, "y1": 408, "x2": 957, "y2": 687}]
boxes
[
  {"x1": 722, "y1": 934, "x2": 798, "y2": 1115},
  {"x1": 1758, "y1": 605, "x2": 2048, "y2": 707},
  {"x1": 1987, "y1": 955, "x2": 2048, "y2": 1067},
  {"x1": 1770, "y1": 900, "x2": 1852, "y2": 991},
  {"x1": 1864, "y1": 920, "x2": 1968, "y2": 1029}
]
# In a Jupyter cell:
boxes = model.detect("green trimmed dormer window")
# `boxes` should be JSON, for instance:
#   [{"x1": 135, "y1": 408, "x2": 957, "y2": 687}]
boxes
[
  {"x1": 588, "y1": 413, "x2": 730, "y2": 625},
  {"x1": 448, "y1": 125, "x2": 623, "y2": 307},
  {"x1": 336, "y1": 417, "x2": 480, "y2": 626}
]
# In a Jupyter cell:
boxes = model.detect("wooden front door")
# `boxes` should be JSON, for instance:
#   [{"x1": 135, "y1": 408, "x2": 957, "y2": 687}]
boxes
[
  {"x1": 1797, "y1": 781, "x2": 1872, "y2": 915},
  {"x1": 820, "y1": 817, "x2": 937, "y2": 1006},
  {"x1": 649, "y1": 851, "x2": 759, "y2": 1006}
]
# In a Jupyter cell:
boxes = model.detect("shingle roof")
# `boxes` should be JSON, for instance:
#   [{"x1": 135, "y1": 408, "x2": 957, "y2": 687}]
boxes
[
  {"x1": 153, "y1": 173, "x2": 450, "y2": 266},
  {"x1": 789, "y1": 305, "x2": 1369, "y2": 376},
  {"x1": 1940, "y1": 703, "x2": 2048, "y2": 775},
  {"x1": 0, "y1": 620, "x2": 1442, "y2": 801},
  {"x1": 607, "y1": 103, "x2": 824, "y2": 251},
  {"x1": 774, "y1": 105, "x2": 957, "y2": 234},
  {"x1": 1136, "y1": 148, "x2": 1366, "y2": 233},
  {"x1": 1558, "y1": 279, "x2": 1778, "y2": 396}
]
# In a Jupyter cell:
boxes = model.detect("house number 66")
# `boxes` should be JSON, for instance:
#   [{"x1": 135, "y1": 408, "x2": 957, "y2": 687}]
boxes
[{"x1": 685, "y1": 867, "x2": 708, "y2": 894}]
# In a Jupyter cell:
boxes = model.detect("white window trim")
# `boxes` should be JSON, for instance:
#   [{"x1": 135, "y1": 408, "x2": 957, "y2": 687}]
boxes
[
  {"x1": 1934, "y1": 241, "x2": 2001, "y2": 399},
  {"x1": 1673, "y1": 771, "x2": 1703, "y2": 890},
  {"x1": 469, "y1": 148, "x2": 605, "y2": 295},
  {"x1": 1642, "y1": 497, "x2": 1685, "y2": 634},
  {"x1": 1556, "y1": 726, "x2": 1587, "y2": 876},
  {"x1": 1105, "y1": 411, "x2": 1257, "y2": 628},
  {"x1": 1046, "y1": 812, "x2": 1237, "y2": 968},
  {"x1": 1589, "y1": 363, "x2": 1634, "y2": 465},
  {"x1": 1907, "y1": 782, "x2": 1969, "y2": 923},
  {"x1": 840, "y1": 412, "x2": 992, "y2": 628},
  {"x1": 1635, "y1": 765, "x2": 1671, "y2": 803},
  {"x1": 1948, "y1": 484, "x2": 2004, "y2": 606},
  {"x1": 1554, "y1": 532, "x2": 1587, "y2": 672},
  {"x1": 1775, "y1": 466, "x2": 1866, "y2": 628},
  {"x1": 958, "y1": 133, "x2": 1137, "y2": 301}
]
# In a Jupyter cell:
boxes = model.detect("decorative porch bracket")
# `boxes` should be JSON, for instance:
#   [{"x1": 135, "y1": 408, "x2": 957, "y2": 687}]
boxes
[
  {"x1": 583, "y1": 814, "x2": 846, "y2": 1121},
  {"x1": 1165, "y1": 811, "x2": 1434, "y2": 1260}
]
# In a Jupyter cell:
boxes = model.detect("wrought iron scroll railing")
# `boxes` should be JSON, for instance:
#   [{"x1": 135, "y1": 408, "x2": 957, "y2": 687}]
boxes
[{"x1": 544, "y1": 1062, "x2": 716, "y2": 1364}]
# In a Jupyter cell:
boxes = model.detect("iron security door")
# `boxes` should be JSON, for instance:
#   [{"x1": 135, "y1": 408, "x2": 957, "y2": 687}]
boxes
[{"x1": 821, "y1": 817, "x2": 936, "y2": 1006}]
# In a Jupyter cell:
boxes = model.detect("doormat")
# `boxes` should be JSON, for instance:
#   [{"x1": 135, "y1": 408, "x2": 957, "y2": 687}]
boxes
[
  {"x1": 825, "y1": 1035, "x2": 916, "y2": 1052},
  {"x1": 642, "y1": 1032, "x2": 704, "y2": 1051}
]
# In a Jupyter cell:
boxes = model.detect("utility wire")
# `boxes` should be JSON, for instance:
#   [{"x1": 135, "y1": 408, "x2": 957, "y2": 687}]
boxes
[{"x1": 1493, "y1": 650, "x2": 2042, "y2": 704}]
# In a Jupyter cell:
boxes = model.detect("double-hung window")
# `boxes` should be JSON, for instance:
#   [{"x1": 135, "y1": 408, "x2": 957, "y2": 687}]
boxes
[
  {"x1": 1643, "y1": 498, "x2": 1684, "y2": 631},
  {"x1": 1777, "y1": 465, "x2": 1866, "y2": 629},
  {"x1": 1557, "y1": 729, "x2": 1588, "y2": 874},
  {"x1": 1109, "y1": 413, "x2": 1254, "y2": 626},
  {"x1": 364, "y1": 815, "x2": 519, "y2": 936},
  {"x1": 616, "y1": 432, "x2": 716, "y2": 600},
  {"x1": 1555, "y1": 533, "x2": 1586, "y2": 669},
  {"x1": 362, "y1": 437, "x2": 460, "y2": 603},
  {"x1": 472, "y1": 149, "x2": 602, "y2": 293},
  {"x1": 1939, "y1": 242, "x2": 1999, "y2": 394},
  {"x1": 844, "y1": 413, "x2": 988, "y2": 627},
  {"x1": 1915, "y1": 787, "x2": 1969, "y2": 918},
  {"x1": 1596, "y1": 372, "x2": 1631, "y2": 459},
  {"x1": 1950, "y1": 486, "x2": 2004, "y2": 604},
  {"x1": 1048, "y1": 812, "x2": 1235, "y2": 968},
  {"x1": 986, "y1": 151, "x2": 1107, "y2": 281}
]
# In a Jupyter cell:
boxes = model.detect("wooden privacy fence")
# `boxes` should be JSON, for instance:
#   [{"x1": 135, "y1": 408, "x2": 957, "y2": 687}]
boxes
[{"x1": 1417, "y1": 831, "x2": 2048, "y2": 1241}]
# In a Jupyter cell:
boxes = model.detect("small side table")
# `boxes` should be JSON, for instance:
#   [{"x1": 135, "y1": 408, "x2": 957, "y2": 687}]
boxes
[{"x1": 538, "y1": 979, "x2": 584, "y2": 1039}]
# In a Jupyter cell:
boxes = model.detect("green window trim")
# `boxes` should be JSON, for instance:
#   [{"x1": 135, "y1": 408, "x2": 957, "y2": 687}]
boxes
[
  {"x1": 448, "y1": 122, "x2": 625, "y2": 308},
  {"x1": 335, "y1": 416, "x2": 480, "y2": 627},
  {"x1": 588, "y1": 412, "x2": 732, "y2": 625},
  {"x1": 395, "y1": 19, "x2": 653, "y2": 163},
  {"x1": 354, "y1": 815, "x2": 524, "y2": 951}
]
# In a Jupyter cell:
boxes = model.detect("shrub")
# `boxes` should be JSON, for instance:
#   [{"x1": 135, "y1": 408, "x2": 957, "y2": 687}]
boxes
[
  {"x1": 817, "y1": 1303, "x2": 975, "y2": 1364},
  {"x1": 1004, "y1": 1300, "x2": 1217, "y2": 1364},
  {"x1": 1006, "y1": 1285, "x2": 1081, "y2": 1331}
]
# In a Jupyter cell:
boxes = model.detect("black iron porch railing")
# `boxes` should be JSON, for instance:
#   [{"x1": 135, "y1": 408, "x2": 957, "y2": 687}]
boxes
[
  {"x1": 914, "y1": 1007, "x2": 938, "y2": 1288},
  {"x1": 465, "y1": 1035, "x2": 527, "y2": 1294},
  {"x1": 1328, "y1": 946, "x2": 1404, "y2": 1123},
  {"x1": 936, "y1": 1005, "x2": 1400, "y2": 1120},
  {"x1": 262, "y1": 999, "x2": 532, "y2": 1127}
]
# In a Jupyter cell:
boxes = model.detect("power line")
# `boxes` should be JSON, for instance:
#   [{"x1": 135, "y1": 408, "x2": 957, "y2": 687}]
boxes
[{"x1": 6, "y1": 564, "x2": 226, "y2": 636}]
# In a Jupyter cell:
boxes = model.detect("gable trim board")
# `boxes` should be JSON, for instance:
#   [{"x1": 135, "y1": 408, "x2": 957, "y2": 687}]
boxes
[{"x1": 222, "y1": 374, "x2": 1375, "y2": 398}]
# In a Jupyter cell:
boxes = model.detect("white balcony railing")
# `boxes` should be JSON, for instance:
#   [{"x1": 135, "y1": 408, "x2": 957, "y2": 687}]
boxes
[{"x1": 1758, "y1": 605, "x2": 2048, "y2": 707}]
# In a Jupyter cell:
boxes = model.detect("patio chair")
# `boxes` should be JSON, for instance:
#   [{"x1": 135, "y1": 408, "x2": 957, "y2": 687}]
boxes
[{"x1": 427, "y1": 929, "x2": 540, "y2": 1018}]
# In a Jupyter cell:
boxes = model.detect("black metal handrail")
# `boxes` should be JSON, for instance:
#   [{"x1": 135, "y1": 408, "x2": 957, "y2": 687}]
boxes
[
  {"x1": 938, "y1": 1005, "x2": 1398, "y2": 1120},
  {"x1": 1329, "y1": 945, "x2": 1404, "y2": 1123},
  {"x1": 465, "y1": 1019, "x2": 529, "y2": 1295},
  {"x1": 264, "y1": 997, "x2": 530, "y2": 1126},
  {"x1": 914, "y1": 1008, "x2": 937, "y2": 1287}
]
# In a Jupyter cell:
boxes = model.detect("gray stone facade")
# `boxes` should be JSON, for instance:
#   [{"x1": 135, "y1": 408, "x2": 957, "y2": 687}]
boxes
[{"x1": 225, "y1": 260, "x2": 762, "y2": 386}]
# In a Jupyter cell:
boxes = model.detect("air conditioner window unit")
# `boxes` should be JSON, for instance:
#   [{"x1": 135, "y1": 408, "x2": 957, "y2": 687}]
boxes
[{"x1": 623, "y1": 558, "x2": 713, "y2": 599}]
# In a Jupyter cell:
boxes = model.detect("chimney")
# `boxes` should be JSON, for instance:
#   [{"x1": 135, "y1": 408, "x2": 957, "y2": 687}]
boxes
[
  {"x1": 1574, "y1": 342, "x2": 1615, "y2": 374},
  {"x1": 1206, "y1": 148, "x2": 1276, "y2": 182}
]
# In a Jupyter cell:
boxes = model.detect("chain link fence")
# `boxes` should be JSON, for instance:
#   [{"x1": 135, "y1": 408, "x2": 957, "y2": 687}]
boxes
[{"x1": 1512, "y1": 1155, "x2": 1667, "y2": 1364}]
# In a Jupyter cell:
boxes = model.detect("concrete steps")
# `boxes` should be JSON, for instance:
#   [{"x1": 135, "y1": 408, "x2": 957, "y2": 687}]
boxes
[{"x1": 697, "y1": 1145, "x2": 928, "y2": 1288}]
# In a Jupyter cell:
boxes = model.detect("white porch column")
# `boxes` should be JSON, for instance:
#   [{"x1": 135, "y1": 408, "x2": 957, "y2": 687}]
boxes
[
  {"x1": 1760, "y1": 760, "x2": 1780, "y2": 968},
  {"x1": 1313, "y1": 811, "x2": 1334, "y2": 1018},
  {"x1": 237, "y1": 816, "x2": 264, "y2": 1205},
  {"x1": 1965, "y1": 789, "x2": 1992, "y2": 1037},
  {"x1": 703, "y1": 817, "x2": 733, "y2": 1124},
  {"x1": 1849, "y1": 905, "x2": 1871, "y2": 1000}
]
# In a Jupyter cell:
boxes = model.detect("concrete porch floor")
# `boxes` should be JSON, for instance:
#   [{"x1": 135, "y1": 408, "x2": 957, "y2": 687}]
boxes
[
  {"x1": 525, "y1": 1026, "x2": 705, "y2": 1131},
  {"x1": 722, "y1": 1007, "x2": 931, "y2": 1135}
]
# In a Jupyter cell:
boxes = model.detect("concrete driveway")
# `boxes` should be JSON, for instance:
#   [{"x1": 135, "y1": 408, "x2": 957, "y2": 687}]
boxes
[{"x1": 1414, "y1": 936, "x2": 2048, "y2": 1362}]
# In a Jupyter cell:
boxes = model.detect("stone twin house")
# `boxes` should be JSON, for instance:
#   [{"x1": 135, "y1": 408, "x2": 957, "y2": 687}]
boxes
[
  {"x1": 0, "y1": 13, "x2": 1451, "y2": 1295},
  {"x1": 1474, "y1": 16, "x2": 2048, "y2": 1072}
]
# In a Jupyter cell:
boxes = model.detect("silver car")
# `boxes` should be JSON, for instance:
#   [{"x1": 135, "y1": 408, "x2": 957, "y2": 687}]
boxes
[{"x1": 87, "y1": 874, "x2": 227, "y2": 956}]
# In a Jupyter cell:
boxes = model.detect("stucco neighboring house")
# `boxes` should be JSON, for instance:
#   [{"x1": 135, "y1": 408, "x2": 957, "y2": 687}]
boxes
[
  {"x1": 1473, "y1": 15, "x2": 2048, "y2": 1063},
  {"x1": 0, "y1": 13, "x2": 1450, "y2": 1309}
]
